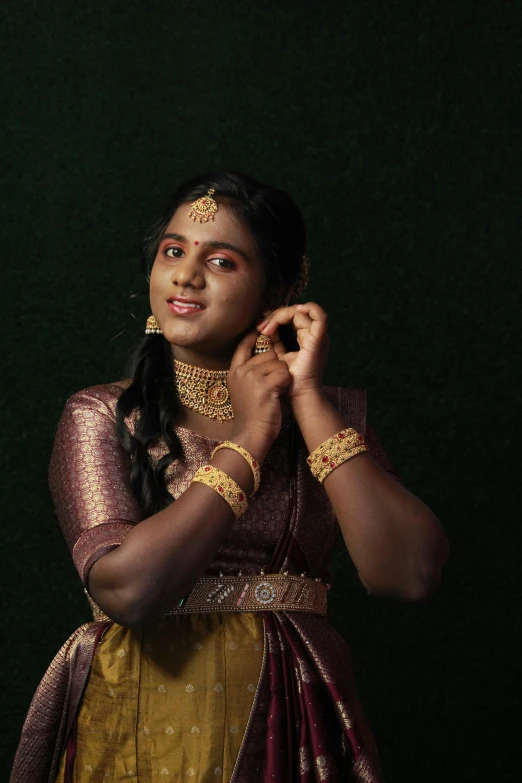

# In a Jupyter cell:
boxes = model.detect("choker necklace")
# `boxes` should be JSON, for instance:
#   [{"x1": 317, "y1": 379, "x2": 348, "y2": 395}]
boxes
[{"x1": 174, "y1": 359, "x2": 234, "y2": 421}]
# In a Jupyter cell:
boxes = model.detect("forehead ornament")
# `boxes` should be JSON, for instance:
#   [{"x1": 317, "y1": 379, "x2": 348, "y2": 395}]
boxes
[{"x1": 188, "y1": 188, "x2": 219, "y2": 223}]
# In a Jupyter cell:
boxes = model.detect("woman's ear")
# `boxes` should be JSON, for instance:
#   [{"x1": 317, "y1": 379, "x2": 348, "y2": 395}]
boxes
[{"x1": 263, "y1": 284, "x2": 289, "y2": 312}]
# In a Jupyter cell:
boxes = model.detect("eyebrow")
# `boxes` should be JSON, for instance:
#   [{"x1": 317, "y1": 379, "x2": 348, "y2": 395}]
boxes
[{"x1": 161, "y1": 233, "x2": 251, "y2": 263}]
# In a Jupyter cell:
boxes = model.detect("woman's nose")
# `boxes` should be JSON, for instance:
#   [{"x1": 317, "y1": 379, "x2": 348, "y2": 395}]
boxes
[{"x1": 171, "y1": 254, "x2": 204, "y2": 288}]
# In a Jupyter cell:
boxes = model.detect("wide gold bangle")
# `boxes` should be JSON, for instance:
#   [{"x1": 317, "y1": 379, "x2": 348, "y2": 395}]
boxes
[
  {"x1": 192, "y1": 465, "x2": 249, "y2": 520},
  {"x1": 211, "y1": 441, "x2": 261, "y2": 496},
  {"x1": 306, "y1": 428, "x2": 369, "y2": 483}
]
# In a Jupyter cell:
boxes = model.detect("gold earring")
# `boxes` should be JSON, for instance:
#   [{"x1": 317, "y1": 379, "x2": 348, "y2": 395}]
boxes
[
  {"x1": 254, "y1": 334, "x2": 272, "y2": 354},
  {"x1": 145, "y1": 315, "x2": 162, "y2": 334}
]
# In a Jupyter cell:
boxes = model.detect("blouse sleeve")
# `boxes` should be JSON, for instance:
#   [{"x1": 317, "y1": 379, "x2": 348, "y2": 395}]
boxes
[
  {"x1": 325, "y1": 385, "x2": 403, "y2": 485},
  {"x1": 48, "y1": 387, "x2": 141, "y2": 586}
]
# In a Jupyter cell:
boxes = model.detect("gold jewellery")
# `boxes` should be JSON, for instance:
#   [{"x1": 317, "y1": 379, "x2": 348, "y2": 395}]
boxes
[
  {"x1": 174, "y1": 359, "x2": 233, "y2": 421},
  {"x1": 254, "y1": 334, "x2": 272, "y2": 354},
  {"x1": 211, "y1": 441, "x2": 261, "y2": 496},
  {"x1": 188, "y1": 188, "x2": 219, "y2": 223},
  {"x1": 307, "y1": 428, "x2": 369, "y2": 483},
  {"x1": 192, "y1": 465, "x2": 248, "y2": 519},
  {"x1": 145, "y1": 314, "x2": 162, "y2": 334}
]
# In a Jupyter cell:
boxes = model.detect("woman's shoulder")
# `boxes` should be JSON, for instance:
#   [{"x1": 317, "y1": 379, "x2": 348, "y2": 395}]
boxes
[{"x1": 61, "y1": 379, "x2": 132, "y2": 421}]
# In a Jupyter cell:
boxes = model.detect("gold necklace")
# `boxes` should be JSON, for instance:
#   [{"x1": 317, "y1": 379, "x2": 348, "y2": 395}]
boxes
[{"x1": 173, "y1": 359, "x2": 234, "y2": 421}]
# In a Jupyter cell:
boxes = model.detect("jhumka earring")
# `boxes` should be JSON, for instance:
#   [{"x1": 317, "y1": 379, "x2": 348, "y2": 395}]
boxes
[
  {"x1": 254, "y1": 334, "x2": 272, "y2": 354},
  {"x1": 145, "y1": 315, "x2": 162, "y2": 334},
  {"x1": 188, "y1": 188, "x2": 219, "y2": 223}
]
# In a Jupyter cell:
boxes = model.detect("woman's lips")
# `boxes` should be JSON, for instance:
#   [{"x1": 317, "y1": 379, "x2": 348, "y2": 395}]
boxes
[{"x1": 167, "y1": 299, "x2": 206, "y2": 316}]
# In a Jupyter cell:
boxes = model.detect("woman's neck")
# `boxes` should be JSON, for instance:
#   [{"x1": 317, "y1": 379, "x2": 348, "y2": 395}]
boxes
[{"x1": 171, "y1": 345, "x2": 233, "y2": 371}]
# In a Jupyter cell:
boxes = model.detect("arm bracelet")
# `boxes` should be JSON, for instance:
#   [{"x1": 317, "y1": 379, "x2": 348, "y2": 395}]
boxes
[
  {"x1": 211, "y1": 441, "x2": 261, "y2": 496},
  {"x1": 306, "y1": 428, "x2": 369, "y2": 483},
  {"x1": 192, "y1": 465, "x2": 249, "y2": 520}
]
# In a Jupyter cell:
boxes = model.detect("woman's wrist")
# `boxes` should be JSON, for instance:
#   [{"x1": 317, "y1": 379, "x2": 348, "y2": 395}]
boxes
[
  {"x1": 289, "y1": 389, "x2": 349, "y2": 454},
  {"x1": 228, "y1": 428, "x2": 273, "y2": 466},
  {"x1": 289, "y1": 387, "x2": 328, "y2": 419}
]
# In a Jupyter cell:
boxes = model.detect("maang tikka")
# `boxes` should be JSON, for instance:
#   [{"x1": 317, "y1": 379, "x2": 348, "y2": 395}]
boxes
[{"x1": 188, "y1": 188, "x2": 219, "y2": 223}]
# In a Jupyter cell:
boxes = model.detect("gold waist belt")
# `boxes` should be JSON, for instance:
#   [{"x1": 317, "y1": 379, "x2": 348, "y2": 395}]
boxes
[{"x1": 86, "y1": 574, "x2": 328, "y2": 622}]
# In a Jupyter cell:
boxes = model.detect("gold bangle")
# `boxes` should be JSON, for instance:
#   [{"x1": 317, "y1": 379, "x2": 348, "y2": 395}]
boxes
[
  {"x1": 306, "y1": 428, "x2": 369, "y2": 483},
  {"x1": 211, "y1": 441, "x2": 261, "y2": 496},
  {"x1": 192, "y1": 465, "x2": 249, "y2": 520}
]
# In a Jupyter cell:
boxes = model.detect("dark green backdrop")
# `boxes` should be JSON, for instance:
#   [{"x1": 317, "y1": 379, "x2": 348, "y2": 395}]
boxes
[{"x1": 1, "y1": 1, "x2": 520, "y2": 781}]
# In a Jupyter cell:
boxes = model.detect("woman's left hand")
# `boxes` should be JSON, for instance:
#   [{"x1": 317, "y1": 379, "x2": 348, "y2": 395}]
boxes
[{"x1": 257, "y1": 302, "x2": 329, "y2": 399}]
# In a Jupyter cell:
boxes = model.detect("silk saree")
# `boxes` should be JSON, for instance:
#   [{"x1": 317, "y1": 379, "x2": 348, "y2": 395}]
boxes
[{"x1": 11, "y1": 382, "x2": 401, "y2": 782}]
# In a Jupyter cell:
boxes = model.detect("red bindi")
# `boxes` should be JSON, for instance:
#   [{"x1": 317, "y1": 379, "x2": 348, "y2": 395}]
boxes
[{"x1": 194, "y1": 241, "x2": 199, "y2": 246}]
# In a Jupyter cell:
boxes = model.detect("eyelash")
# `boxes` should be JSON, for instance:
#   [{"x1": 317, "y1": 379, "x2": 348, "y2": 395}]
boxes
[{"x1": 164, "y1": 246, "x2": 235, "y2": 269}]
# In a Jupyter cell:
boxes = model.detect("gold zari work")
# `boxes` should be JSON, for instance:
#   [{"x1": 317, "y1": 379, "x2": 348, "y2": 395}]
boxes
[{"x1": 174, "y1": 359, "x2": 233, "y2": 421}]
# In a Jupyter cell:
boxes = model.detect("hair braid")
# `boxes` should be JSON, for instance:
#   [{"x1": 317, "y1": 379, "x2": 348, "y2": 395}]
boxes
[{"x1": 116, "y1": 334, "x2": 182, "y2": 517}]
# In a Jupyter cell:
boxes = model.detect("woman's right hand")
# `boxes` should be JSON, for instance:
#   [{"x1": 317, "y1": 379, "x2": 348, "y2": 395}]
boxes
[{"x1": 227, "y1": 330, "x2": 291, "y2": 457}]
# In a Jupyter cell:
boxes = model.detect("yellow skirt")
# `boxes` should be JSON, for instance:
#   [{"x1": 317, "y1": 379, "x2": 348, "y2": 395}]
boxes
[{"x1": 56, "y1": 612, "x2": 265, "y2": 783}]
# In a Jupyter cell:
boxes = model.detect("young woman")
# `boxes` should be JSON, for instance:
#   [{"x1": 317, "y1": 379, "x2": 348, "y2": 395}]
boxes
[{"x1": 11, "y1": 171, "x2": 449, "y2": 783}]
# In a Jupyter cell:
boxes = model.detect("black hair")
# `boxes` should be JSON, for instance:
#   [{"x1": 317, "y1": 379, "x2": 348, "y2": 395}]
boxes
[{"x1": 116, "y1": 170, "x2": 307, "y2": 518}]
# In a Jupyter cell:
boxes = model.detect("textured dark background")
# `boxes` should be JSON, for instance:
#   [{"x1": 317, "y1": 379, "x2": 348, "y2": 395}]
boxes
[{"x1": 1, "y1": 1, "x2": 520, "y2": 781}]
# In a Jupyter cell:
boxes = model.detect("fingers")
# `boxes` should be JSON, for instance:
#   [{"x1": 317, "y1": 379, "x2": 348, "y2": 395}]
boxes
[
  {"x1": 245, "y1": 356, "x2": 288, "y2": 376},
  {"x1": 259, "y1": 302, "x2": 327, "y2": 338},
  {"x1": 257, "y1": 306, "x2": 297, "y2": 335},
  {"x1": 230, "y1": 329, "x2": 260, "y2": 370}
]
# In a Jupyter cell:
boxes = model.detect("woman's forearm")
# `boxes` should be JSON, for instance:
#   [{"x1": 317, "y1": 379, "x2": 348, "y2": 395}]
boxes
[
  {"x1": 291, "y1": 389, "x2": 450, "y2": 601},
  {"x1": 88, "y1": 430, "x2": 271, "y2": 627}
]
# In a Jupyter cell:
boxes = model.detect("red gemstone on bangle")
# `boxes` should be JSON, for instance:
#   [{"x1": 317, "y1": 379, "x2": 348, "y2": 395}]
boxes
[
  {"x1": 238, "y1": 493, "x2": 244, "y2": 501},
  {"x1": 205, "y1": 466, "x2": 211, "y2": 472},
  {"x1": 338, "y1": 432, "x2": 345, "y2": 439},
  {"x1": 330, "y1": 461, "x2": 336, "y2": 468},
  {"x1": 322, "y1": 456, "x2": 329, "y2": 463},
  {"x1": 252, "y1": 461, "x2": 257, "y2": 468},
  {"x1": 218, "y1": 486, "x2": 224, "y2": 492}
]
